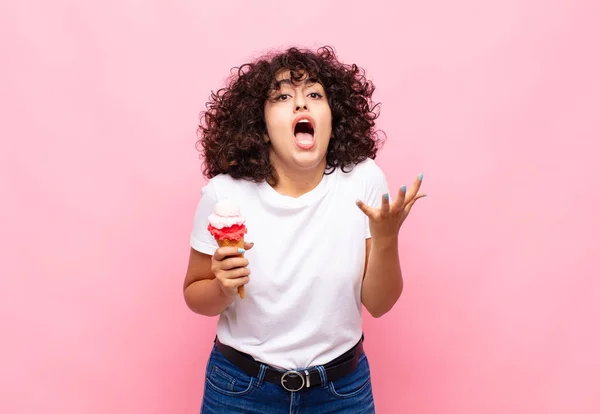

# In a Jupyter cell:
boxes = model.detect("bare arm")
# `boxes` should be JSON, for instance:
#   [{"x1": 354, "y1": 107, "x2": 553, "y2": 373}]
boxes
[
  {"x1": 357, "y1": 173, "x2": 426, "y2": 318},
  {"x1": 183, "y1": 243, "x2": 253, "y2": 317},
  {"x1": 361, "y1": 238, "x2": 403, "y2": 318}
]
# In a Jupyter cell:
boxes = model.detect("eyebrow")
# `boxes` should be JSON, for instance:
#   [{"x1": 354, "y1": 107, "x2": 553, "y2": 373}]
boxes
[
  {"x1": 272, "y1": 78, "x2": 322, "y2": 89},
  {"x1": 274, "y1": 79, "x2": 293, "y2": 88}
]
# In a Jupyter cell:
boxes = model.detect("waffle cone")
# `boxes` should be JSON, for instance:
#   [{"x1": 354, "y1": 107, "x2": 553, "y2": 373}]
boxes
[{"x1": 217, "y1": 238, "x2": 245, "y2": 299}]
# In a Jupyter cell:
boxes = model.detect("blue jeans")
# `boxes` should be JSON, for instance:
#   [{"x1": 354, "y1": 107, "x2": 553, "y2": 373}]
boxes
[{"x1": 200, "y1": 343, "x2": 375, "y2": 413}]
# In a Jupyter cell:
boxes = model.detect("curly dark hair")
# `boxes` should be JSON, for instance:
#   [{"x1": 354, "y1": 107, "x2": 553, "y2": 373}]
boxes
[{"x1": 197, "y1": 45, "x2": 385, "y2": 184}]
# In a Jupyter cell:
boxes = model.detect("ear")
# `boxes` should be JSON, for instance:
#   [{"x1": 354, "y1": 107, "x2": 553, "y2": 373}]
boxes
[{"x1": 264, "y1": 133, "x2": 270, "y2": 143}]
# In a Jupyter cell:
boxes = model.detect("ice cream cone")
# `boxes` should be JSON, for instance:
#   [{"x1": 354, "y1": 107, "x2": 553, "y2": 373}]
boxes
[
  {"x1": 207, "y1": 199, "x2": 248, "y2": 299},
  {"x1": 216, "y1": 237, "x2": 246, "y2": 299}
]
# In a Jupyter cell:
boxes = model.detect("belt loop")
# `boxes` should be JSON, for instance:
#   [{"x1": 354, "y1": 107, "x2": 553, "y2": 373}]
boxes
[
  {"x1": 316, "y1": 365, "x2": 328, "y2": 388},
  {"x1": 255, "y1": 363, "x2": 267, "y2": 388}
]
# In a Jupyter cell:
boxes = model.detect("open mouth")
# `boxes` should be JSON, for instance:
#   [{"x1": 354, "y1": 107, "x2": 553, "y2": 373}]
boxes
[{"x1": 293, "y1": 117, "x2": 315, "y2": 149}]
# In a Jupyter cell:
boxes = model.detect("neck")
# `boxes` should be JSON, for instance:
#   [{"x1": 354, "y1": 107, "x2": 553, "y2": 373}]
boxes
[{"x1": 269, "y1": 159, "x2": 327, "y2": 198}]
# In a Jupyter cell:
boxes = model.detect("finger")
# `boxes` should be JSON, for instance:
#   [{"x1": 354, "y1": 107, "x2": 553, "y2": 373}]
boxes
[
  {"x1": 404, "y1": 193, "x2": 427, "y2": 214},
  {"x1": 244, "y1": 241, "x2": 255, "y2": 251},
  {"x1": 380, "y1": 193, "x2": 391, "y2": 213},
  {"x1": 391, "y1": 185, "x2": 407, "y2": 213},
  {"x1": 219, "y1": 257, "x2": 249, "y2": 271},
  {"x1": 228, "y1": 266, "x2": 251, "y2": 279},
  {"x1": 218, "y1": 266, "x2": 251, "y2": 281},
  {"x1": 213, "y1": 246, "x2": 246, "y2": 261},
  {"x1": 223, "y1": 275, "x2": 250, "y2": 290},
  {"x1": 355, "y1": 199, "x2": 376, "y2": 218},
  {"x1": 405, "y1": 173, "x2": 423, "y2": 204}
]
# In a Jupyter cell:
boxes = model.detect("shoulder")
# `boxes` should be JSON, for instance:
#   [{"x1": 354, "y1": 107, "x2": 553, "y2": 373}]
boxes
[
  {"x1": 202, "y1": 173, "x2": 254, "y2": 192},
  {"x1": 353, "y1": 157, "x2": 386, "y2": 177},
  {"x1": 337, "y1": 158, "x2": 390, "y2": 205},
  {"x1": 201, "y1": 174, "x2": 259, "y2": 201},
  {"x1": 337, "y1": 158, "x2": 387, "y2": 184}
]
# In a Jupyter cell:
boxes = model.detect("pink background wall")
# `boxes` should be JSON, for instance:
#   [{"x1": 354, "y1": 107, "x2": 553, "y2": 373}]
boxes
[{"x1": 1, "y1": 0, "x2": 598, "y2": 413}]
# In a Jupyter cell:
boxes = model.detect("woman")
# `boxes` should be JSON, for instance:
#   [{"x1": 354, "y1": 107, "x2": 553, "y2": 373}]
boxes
[{"x1": 183, "y1": 45, "x2": 425, "y2": 413}]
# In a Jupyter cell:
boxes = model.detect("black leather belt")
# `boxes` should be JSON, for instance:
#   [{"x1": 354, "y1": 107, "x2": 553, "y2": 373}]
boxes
[{"x1": 214, "y1": 335, "x2": 365, "y2": 392}]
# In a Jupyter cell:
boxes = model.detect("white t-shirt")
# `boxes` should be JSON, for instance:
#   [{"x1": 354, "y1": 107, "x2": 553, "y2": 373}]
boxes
[{"x1": 190, "y1": 158, "x2": 389, "y2": 370}]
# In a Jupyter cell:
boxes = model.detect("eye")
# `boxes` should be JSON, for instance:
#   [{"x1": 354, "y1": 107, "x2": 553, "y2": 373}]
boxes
[
  {"x1": 308, "y1": 92, "x2": 323, "y2": 99},
  {"x1": 276, "y1": 94, "x2": 291, "y2": 101}
]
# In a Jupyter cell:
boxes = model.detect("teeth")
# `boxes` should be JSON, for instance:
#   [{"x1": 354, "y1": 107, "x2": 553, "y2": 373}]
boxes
[{"x1": 298, "y1": 119, "x2": 309, "y2": 123}]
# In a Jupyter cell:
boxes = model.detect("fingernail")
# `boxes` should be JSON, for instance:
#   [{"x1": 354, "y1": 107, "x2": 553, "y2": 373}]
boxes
[
  {"x1": 401, "y1": 185, "x2": 406, "y2": 193},
  {"x1": 238, "y1": 248, "x2": 246, "y2": 254},
  {"x1": 355, "y1": 200, "x2": 361, "y2": 205},
  {"x1": 383, "y1": 193, "x2": 389, "y2": 201},
  {"x1": 418, "y1": 173, "x2": 423, "y2": 181},
  {"x1": 423, "y1": 194, "x2": 428, "y2": 198}
]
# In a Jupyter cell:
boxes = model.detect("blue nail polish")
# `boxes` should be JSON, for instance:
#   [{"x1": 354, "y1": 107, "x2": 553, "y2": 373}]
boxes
[
  {"x1": 383, "y1": 193, "x2": 389, "y2": 201},
  {"x1": 401, "y1": 185, "x2": 406, "y2": 193},
  {"x1": 238, "y1": 248, "x2": 246, "y2": 254},
  {"x1": 418, "y1": 173, "x2": 423, "y2": 181}
]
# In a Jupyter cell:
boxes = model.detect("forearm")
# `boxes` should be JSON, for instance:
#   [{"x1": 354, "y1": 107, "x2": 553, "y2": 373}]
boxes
[
  {"x1": 361, "y1": 237, "x2": 403, "y2": 318},
  {"x1": 184, "y1": 278, "x2": 234, "y2": 317}
]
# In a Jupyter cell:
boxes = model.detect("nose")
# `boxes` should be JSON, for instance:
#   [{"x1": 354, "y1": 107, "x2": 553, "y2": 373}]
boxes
[{"x1": 294, "y1": 94, "x2": 308, "y2": 112}]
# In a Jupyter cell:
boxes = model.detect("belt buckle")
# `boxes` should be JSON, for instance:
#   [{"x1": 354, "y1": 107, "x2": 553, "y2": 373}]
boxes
[{"x1": 280, "y1": 370, "x2": 305, "y2": 392}]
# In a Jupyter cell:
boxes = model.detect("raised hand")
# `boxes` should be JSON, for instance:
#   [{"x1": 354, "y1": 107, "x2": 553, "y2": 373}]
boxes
[{"x1": 356, "y1": 173, "x2": 426, "y2": 243}]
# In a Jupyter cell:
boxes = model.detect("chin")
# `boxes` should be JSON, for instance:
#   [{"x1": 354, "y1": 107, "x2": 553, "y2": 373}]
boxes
[
  {"x1": 290, "y1": 148, "x2": 328, "y2": 170},
  {"x1": 292, "y1": 159, "x2": 325, "y2": 171}
]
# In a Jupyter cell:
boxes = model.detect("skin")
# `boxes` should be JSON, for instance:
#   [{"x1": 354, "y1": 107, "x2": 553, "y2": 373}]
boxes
[
  {"x1": 263, "y1": 71, "x2": 333, "y2": 198},
  {"x1": 183, "y1": 69, "x2": 426, "y2": 318},
  {"x1": 356, "y1": 176, "x2": 426, "y2": 317}
]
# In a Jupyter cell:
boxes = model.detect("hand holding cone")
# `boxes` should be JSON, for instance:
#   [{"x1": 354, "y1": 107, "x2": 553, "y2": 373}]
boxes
[{"x1": 207, "y1": 199, "x2": 248, "y2": 299}]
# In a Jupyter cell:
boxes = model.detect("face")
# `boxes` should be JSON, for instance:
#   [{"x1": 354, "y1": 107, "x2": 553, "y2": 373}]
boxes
[{"x1": 263, "y1": 70, "x2": 333, "y2": 175}]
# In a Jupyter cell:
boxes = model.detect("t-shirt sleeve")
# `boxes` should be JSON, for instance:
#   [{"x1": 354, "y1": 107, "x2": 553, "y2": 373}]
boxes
[
  {"x1": 363, "y1": 160, "x2": 390, "y2": 239},
  {"x1": 190, "y1": 180, "x2": 220, "y2": 255}
]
